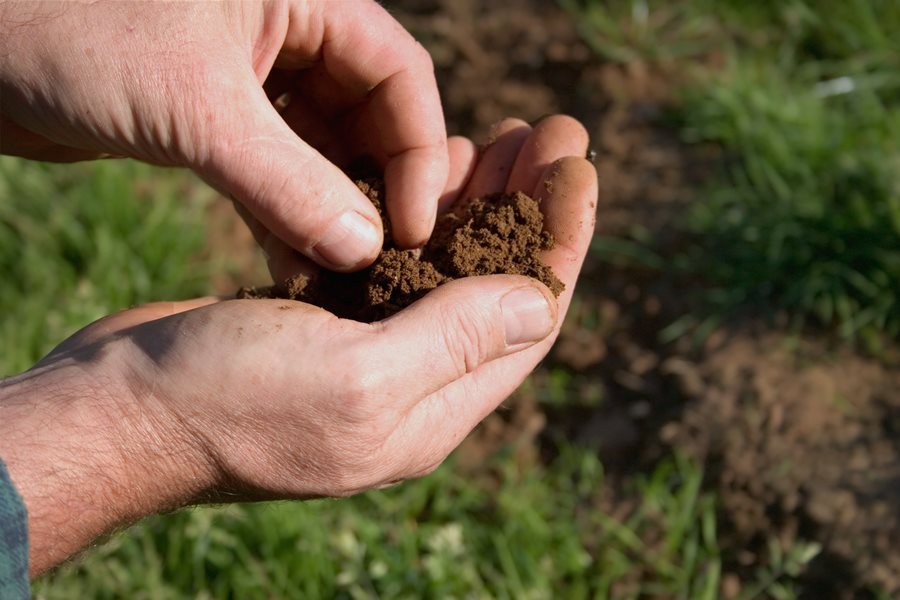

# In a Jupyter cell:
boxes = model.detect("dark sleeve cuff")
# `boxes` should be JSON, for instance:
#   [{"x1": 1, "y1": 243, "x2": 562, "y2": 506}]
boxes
[{"x1": 0, "y1": 458, "x2": 29, "y2": 599}]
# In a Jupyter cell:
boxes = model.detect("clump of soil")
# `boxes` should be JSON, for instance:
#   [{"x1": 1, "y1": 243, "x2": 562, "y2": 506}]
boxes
[{"x1": 237, "y1": 179, "x2": 562, "y2": 321}]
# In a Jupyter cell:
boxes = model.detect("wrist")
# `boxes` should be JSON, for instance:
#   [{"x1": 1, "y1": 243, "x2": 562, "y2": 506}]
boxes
[{"x1": 0, "y1": 339, "x2": 211, "y2": 575}]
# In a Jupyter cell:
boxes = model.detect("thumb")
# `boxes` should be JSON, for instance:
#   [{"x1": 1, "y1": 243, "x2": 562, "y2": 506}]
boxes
[
  {"x1": 366, "y1": 275, "x2": 558, "y2": 404},
  {"x1": 195, "y1": 74, "x2": 383, "y2": 272}
]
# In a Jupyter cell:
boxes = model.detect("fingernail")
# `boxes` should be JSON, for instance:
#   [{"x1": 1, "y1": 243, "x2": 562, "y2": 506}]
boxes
[
  {"x1": 314, "y1": 211, "x2": 380, "y2": 269},
  {"x1": 500, "y1": 287, "x2": 555, "y2": 346}
]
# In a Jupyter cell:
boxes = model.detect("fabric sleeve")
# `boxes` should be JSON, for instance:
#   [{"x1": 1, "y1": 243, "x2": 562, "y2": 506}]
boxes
[{"x1": 0, "y1": 457, "x2": 29, "y2": 600}]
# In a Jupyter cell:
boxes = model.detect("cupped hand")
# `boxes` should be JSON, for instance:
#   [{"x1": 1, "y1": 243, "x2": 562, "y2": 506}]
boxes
[
  {"x1": 46, "y1": 115, "x2": 595, "y2": 496},
  {"x1": 0, "y1": 0, "x2": 447, "y2": 270},
  {"x1": 12, "y1": 115, "x2": 595, "y2": 574}
]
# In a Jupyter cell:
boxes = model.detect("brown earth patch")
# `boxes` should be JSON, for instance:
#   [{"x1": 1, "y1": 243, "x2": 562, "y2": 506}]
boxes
[{"x1": 661, "y1": 332, "x2": 900, "y2": 595}]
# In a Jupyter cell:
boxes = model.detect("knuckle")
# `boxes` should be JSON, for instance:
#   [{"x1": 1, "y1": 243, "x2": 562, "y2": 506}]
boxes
[
  {"x1": 412, "y1": 42, "x2": 435, "y2": 73},
  {"x1": 440, "y1": 306, "x2": 499, "y2": 377},
  {"x1": 238, "y1": 145, "x2": 301, "y2": 201},
  {"x1": 249, "y1": 170, "x2": 296, "y2": 214}
]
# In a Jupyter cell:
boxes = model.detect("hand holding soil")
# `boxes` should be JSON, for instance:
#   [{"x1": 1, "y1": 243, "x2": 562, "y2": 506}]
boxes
[
  {"x1": 0, "y1": 0, "x2": 592, "y2": 587},
  {"x1": 0, "y1": 114, "x2": 596, "y2": 575},
  {"x1": 238, "y1": 115, "x2": 587, "y2": 321},
  {"x1": 0, "y1": 0, "x2": 446, "y2": 270}
]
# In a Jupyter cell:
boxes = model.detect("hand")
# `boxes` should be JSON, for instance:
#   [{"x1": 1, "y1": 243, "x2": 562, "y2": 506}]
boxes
[
  {"x1": 0, "y1": 115, "x2": 596, "y2": 575},
  {"x1": 0, "y1": 0, "x2": 447, "y2": 270}
]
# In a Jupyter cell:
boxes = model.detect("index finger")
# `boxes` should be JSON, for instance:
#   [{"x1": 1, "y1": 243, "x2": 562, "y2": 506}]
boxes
[{"x1": 283, "y1": 0, "x2": 448, "y2": 248}]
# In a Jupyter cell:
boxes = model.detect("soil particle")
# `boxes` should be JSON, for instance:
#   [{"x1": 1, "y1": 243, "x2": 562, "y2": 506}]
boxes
[{"x1": 237, "y1": 179, "x2": 562, "y2": 322}]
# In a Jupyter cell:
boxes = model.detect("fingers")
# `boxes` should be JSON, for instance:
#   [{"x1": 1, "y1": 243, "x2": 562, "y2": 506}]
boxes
[
  {"x1": 357, "y1": 275, "x2": 558, "y2": 406},
  {"x1": 507, "y1": 115, "x2": 590, "y2": 194},
  {"x1": 461, "y1": 118, "x2": 532, "y2": 201},
  {"x1": 230, "y1": 198, "x2": 318, "y2": 282},
  {"x1": 383, "y1": 140, "x2": 448, "y2": 248},
  {"x1": 282, "y1": 0, "x2": 448, "y2": 248},
  {"x1": 449, "y1": 115, "x2": 589, "y2": 207},
  {"x1": 533, "y1": 156, "x2": 599, "y2": 297},
  {"x1": 43, "y1": 297, "x2": 224, "y2": 360},
  {"x1": 439, "y1": 136, "x2": 478, "y2": 213},
  {"x1": 198, "y1": 73, "x2": 383, "y2": 273},
  {"x1": 275, "y1": 85, "x2": 353, "y2": 167},
  {"x1": 206, "y1": 0, "x2": 449, "y2": 265}
]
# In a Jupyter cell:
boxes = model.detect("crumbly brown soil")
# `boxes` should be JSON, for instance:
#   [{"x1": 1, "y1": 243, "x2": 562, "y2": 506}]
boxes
[{"x1": 236, "y1": 179, "x2": 562, "y2": 322}]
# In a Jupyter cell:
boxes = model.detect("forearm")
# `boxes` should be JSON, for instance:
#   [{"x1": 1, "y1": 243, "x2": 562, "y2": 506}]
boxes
[{"x1": 0, "y1": 350, "x2": 203, "y2": 576}]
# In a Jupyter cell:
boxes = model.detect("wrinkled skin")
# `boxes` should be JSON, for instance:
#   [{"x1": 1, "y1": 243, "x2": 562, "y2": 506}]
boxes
[
  {"x1": 0, "y1": 0, "x2": 597, "y2": 579},
  {"x1": 0, "y1": 0, "x2": 447, "y2": 270}
]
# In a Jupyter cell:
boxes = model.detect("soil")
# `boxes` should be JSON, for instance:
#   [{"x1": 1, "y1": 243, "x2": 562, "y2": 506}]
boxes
[
  {"x1": 236, "y1": 179, "x2": 562, "y2": 322},
  {"x1": 205, "y1": 0, "x2": 900, "y2": 595},
  {"x1": 661, "y1": 332, "x2": 900, "y2": 594}
]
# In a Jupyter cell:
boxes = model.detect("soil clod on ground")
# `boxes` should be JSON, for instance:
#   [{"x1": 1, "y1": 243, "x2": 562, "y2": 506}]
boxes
[{"x1": 237, "y1": 178, "x2": 562, "y2": 322}]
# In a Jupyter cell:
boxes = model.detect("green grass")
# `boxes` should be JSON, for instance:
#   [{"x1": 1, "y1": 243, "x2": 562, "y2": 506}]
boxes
[
  {"x1": 678, "y1": 60, "x2": 900, "y2": 342},
  {"x1": 34, "y1": 449, "x2": 729, "y2": 599},
  {"x1": 562, "y1": 0, "x2": 900, "y2": 74},
  {"x1": 566, "y1": 0, "x2": 900, "y2": 345},
  {"x1": 0, "y1": 157, "x2": 212, "y2": 374},
  {"x1": 0, "y1": 157, "x2": 814, "y2": 597}
]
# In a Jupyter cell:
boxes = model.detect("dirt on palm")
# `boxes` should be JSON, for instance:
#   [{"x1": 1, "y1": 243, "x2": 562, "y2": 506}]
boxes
[{"x1": 237, "y1": 179, "x2": 563, "y2": 322}]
